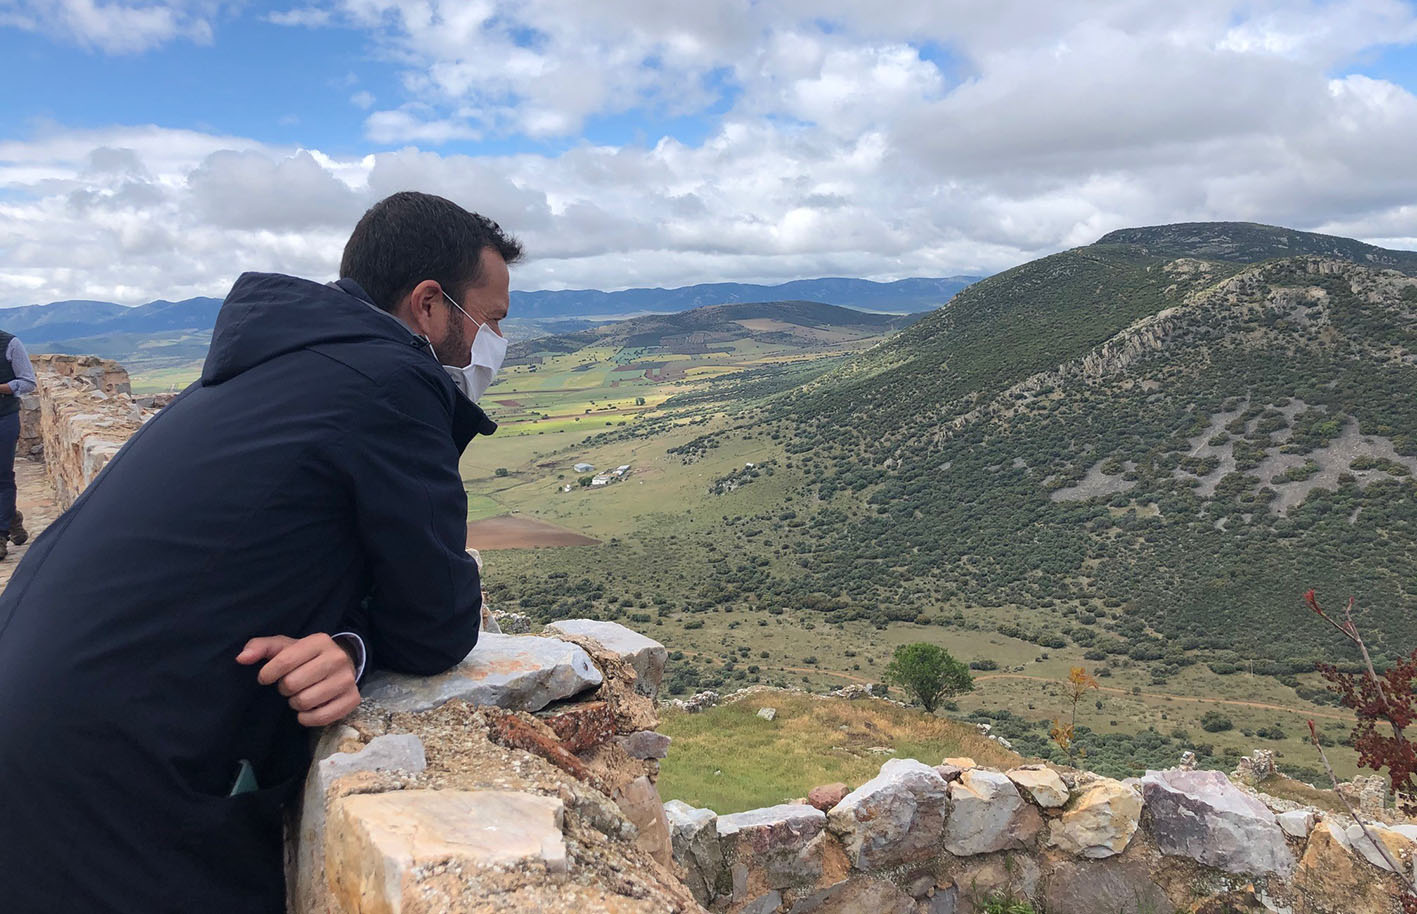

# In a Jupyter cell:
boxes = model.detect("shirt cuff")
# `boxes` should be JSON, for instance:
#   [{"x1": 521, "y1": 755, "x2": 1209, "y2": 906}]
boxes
[
  {"x1": 6, "y1": 380, "x2": 34, "y2": 397},
  {"x1": 332, "y1": 631, "x2": 367, "y2": 682}
]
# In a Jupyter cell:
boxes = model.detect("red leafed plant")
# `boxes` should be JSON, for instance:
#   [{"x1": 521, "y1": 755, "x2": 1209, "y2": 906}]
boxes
[
  {"x1": 1306, "y1": 589, "x2": 1416, "y2": 815},
  {"x1": 1305, "y1": 589, "x2": 1417, "y2": 906}
]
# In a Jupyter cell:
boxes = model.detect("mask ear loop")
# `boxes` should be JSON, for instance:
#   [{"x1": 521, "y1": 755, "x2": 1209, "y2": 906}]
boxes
[{"x1": 441, "y1": 289, "x2": 485, "y2": 332}]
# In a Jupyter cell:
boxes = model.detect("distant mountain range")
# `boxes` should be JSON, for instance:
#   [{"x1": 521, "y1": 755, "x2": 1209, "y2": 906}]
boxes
[
  {"x1": 510, "y1": 299, "x2": 926, "y2": 362},
  {"x1": 507, "y1": 276, "x2": 978, "y2": 318},
  {"x1": 1, "y1": 276, "x2": 978, "y2": 347}
]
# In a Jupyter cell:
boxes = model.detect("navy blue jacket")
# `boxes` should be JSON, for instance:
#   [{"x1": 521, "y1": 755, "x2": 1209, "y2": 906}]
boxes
[{"x1": 0, "y1": 273, "x2": 492, "y2": 913}]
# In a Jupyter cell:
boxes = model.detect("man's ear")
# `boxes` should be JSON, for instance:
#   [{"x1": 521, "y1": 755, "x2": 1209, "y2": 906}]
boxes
[{"x1": 403, "y1": 279, "x2": 445, "y2": 337}]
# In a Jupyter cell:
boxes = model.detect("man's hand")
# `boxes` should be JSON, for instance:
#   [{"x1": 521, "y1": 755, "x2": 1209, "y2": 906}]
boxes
[{"x1": 236, "y1": 633, "x2": 361, "y2": 727}]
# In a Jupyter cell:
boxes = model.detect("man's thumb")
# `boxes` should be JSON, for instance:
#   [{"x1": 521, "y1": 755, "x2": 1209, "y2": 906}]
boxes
[{"x1": 236, "y1": 637, "x2": 283, "y2": 665}]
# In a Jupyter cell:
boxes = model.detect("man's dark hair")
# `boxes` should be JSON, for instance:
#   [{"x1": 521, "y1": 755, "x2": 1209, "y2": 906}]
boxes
[{"x1": 340, "y1": 191, "x2": 524, "y2": 312}]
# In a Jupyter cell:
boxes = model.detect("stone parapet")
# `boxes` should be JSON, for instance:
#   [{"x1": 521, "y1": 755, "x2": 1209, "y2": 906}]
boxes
[
  {"x1": 29, "y1": 354, "x2": 151, "y2": 508},
  {"x1": 290, "y1": 620, "x2": 696, "y2": 914},
  {"x1": 669, "y1": 739, "x2": 1413, "y2": 914}
]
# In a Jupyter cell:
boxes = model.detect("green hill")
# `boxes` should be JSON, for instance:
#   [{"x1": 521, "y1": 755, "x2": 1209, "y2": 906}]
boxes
[{"x1": 772, "y1": 224, "x2": 1417, "y2": 665}]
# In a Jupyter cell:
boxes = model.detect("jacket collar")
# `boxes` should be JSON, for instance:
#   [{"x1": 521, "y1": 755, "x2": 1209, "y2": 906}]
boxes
[{"x1": 329, "y1": 278, "x2": 497, "y2": 448}]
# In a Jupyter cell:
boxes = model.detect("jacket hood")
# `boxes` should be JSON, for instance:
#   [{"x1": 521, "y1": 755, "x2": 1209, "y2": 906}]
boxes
[
  {"x1": 202, "y1": 273, "x2": 497, "y2": 446},
  {"x1": 202, "y1": 273, "x2": 425, "y2": 384}
]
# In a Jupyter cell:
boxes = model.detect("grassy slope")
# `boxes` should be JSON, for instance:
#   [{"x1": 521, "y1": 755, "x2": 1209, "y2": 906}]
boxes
[{"x1": 657, "y1": 692, "x2": 1020, "y2": 813}]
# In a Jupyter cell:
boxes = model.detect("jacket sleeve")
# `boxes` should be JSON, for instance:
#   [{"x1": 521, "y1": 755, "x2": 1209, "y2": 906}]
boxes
[{"x1": 343, "y1": 365, "x2": 482, "y2": 676}]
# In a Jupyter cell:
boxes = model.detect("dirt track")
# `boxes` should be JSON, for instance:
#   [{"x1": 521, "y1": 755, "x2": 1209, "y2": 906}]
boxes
[{"x1": 975, "y1": 673, "x2": 1351, "y2": 722}]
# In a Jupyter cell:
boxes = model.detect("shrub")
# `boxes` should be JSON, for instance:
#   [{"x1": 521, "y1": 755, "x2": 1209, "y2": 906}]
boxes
[{"x1": 1200, "y1": 711, "x2": 1234, "y2": 732}]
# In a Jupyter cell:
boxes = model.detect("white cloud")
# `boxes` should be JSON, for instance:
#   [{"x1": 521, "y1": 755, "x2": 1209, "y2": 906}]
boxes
[
  {"x1": 4, "y1": 1, "x2": 1417, "y2": 306},
  {"x1": 0, "y1": 0, "x2": 219, "y2": 53},
  {"x1": 267, "y1": 6, "x2": 332, "y2": 27}
]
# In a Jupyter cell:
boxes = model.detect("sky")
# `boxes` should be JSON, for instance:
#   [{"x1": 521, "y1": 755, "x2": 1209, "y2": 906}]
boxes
[{"x1": 2, "y1": 1, "x2": 1417, "y2": 307}]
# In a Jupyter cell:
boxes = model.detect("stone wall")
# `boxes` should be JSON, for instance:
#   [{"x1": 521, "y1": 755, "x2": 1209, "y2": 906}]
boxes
[
  {"x1": 28, "y1": 354, "x2": 152, "y2": 508},
  {"x1": 665, "y1": 743, "x2": 1415, "y2": 914},
  {"x1": 290, "y1": 614, "x2": 700, "y2": 914}
]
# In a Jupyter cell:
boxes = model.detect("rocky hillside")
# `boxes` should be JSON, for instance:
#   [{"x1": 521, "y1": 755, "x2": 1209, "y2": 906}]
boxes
[{"x1": 770, "y1": 224, "x2": 1417, "y2": 665}]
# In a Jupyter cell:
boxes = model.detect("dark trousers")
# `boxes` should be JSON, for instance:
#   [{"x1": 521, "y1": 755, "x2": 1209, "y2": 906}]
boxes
[{"x1": 0, "y1": 410, "x2": 18, "y2": 537}]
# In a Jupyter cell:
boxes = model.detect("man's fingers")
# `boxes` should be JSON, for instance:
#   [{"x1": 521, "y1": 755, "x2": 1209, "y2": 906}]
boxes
[
  {"x1": 236, "y1": 635, "x2": 293, "y2": 666},
  {"x1": 275, "y1": 651, "x2": 344, "y2": 697},
  {"x1": 287, "y1": 670, "x2": 357, "y2": 713},
  {"x1": 296, "y1": 689, "x2": 361, "y2": 728},
  {"x1": 255, "y1": 635, "x2": 329, "y2": 687}
]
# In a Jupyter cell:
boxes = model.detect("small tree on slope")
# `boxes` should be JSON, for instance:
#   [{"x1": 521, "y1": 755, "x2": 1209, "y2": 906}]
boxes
[{"x1": 884, "y1": 643, "x2": 973, "y2": 713}]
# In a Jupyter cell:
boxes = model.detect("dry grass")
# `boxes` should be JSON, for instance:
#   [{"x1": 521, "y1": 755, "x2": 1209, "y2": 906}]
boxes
[
  {"x1": 656, "y1": 691, "x2": 1023, "y2": 814},
  {"x1": 1255, "y1": 772, "x2": 1350, "y2": 814}
]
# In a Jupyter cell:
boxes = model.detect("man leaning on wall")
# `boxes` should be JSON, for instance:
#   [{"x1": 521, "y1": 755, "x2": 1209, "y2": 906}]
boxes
[
  {"x1": 0, "y1": 326, "x2": 35, "y2": 559},
  {"x1": 0, "y1": 191, "x2": 518, "y2": 913}
]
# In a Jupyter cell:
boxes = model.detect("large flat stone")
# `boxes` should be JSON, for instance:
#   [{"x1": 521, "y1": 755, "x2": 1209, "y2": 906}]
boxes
[
  {"x1": 717, "y1": 803, "x2": 826, "y2": 893},
  {"x1": 326, "y1": 790, "x2": 567, "y2": 914},
  {"x1": 827, "y1": 758, "x2": 950, "y2": 870},
  {"x1": 1141, "y1": 769, "x2": 1295, "y2": 876},
  {"x1": 943, "y1": 768, "x2": 1042, "y2": 856},
  {"x1": 1046, "y1": 778, "x2": 1141, "y2": 859},
  {"x1": 362, "y1": 632, "x2": 603, "y2": 712},
  {"x1": 664, "y1": 799, "x2": 728, "y2": 906},
  {"x1": 544, "y1": 619, "x2": 667, "y2": 697}
]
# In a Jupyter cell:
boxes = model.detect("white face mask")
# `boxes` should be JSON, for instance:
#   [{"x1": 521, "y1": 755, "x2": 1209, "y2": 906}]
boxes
[{"x1": 441, "y1": 290, "x2": 508, "y2": 403}]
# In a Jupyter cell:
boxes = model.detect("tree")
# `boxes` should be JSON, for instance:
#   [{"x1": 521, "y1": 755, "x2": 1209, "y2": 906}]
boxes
[
  {"x1": 883, "y1": 643, "x2": 973, "y2": 713},
  {"x1": 494, "y1": 467, "x2": 509, "y2": 477},
  {"x1": 1050, "y1": 666, "x2": 1099, "y2": 764}
]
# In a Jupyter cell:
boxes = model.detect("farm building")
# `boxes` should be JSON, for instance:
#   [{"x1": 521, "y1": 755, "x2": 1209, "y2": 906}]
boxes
[{"x1": 573, "y1": 462, "x2": 595, "y2": 473}]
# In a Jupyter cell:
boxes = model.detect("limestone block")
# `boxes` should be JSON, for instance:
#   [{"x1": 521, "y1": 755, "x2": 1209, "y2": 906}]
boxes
[
  {"x1": 617, "y1": 730, "x2": 672, "y2": 759},
  {"x1": 292, "y1": 734, "x2": 427, "y2": 914},
  {"x1": 1277, "y1": 809, "x2": 1315, "y2": 839},
  {"x1": 942, "y1": 757, "x2": 976, "y2": 769},
  {"x1": 1046, "y1": 777, "x2": 1141, "y2": 859},
  {"x1": 788, "y1": 876, "x2": 916, "y2": 914},
  {"x1": 716, "y1": 803, "x2": 826, "y2": 893},
  {"x1": 612, "y1": 775, "x2": 673, "y2": 867},
  {"x1": 362, "y1": 632, "x2": 602, "y2": 713},
  {"x1": 664, "y1": 799, "x2": 728, "y2": 906},
  {"x1": 1042, "y1": 858, "x2": 1173, "y2": 914},
  {"x1": 1140, "y1": 769, "x2": 1295, "y2": 876},
  {"x1": 827, "y1": 758, "x2": 950, "y2": 869},
  {"x1": 943, "y1": 768, "x2": 1043, "y2": 856},
  {"x1": 544, "y1": 619, "x2": 667, "y2": 697},
  {"x1": 316, "y1": 733, "x2": 426, "y2": 793},
  {"x1": 757, "y1": 706, "x2": 777, "y2": 721},
  {"x1": 1293, "y1": 821, "x2": 1407, "y2": 914},
  {"x1": 1344, "y1": 822, "x2": 1417, "y2": 873},
  {"x1": 1006, "y1": 765, "x2": 1070, "y2": 808},
  {"x1": 326, "y1": 790, "x2": 567, "y2": 914}
]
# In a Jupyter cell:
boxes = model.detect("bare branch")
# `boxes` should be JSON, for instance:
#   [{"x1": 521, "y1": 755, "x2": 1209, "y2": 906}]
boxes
[{"x1": 1308, "y1": 720, "x2": 1416, "y2": 895}]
